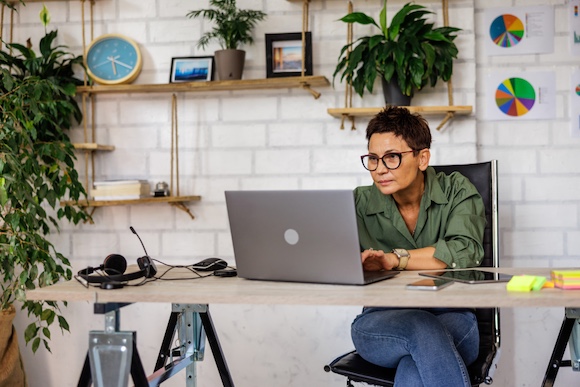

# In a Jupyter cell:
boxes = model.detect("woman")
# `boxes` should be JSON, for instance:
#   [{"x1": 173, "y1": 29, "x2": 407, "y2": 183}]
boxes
[{"x1": 351, "y1": 106, "x2": 486, "y2": 387}]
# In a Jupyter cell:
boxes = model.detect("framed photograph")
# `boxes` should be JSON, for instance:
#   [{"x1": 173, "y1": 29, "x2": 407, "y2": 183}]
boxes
[
  {"x1": 265, "y1": 32, "x2": 312, "y2": 78},
  {"x1": 169, "y1": 56, "x2": 214, "y2": 83}
]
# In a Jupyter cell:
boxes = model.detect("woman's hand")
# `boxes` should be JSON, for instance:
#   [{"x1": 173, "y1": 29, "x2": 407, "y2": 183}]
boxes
[{"x1": 361, "y1": 249, "x2": 397, "y2": 271}]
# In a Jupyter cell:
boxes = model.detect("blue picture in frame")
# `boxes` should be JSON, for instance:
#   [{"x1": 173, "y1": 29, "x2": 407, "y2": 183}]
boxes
[{"x1": 170, "y1": 56, "x2": 214, "y2": 83}]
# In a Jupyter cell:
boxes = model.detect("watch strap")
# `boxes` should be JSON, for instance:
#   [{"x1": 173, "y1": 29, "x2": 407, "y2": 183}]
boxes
[{"x1": 393, "y1": 249, "x2": 410, "y2": 270}]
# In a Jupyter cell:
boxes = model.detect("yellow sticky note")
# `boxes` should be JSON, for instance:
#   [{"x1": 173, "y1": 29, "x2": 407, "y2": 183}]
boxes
[{"x1": 506, "y1": 275, "x2": 537, "y2": 292}]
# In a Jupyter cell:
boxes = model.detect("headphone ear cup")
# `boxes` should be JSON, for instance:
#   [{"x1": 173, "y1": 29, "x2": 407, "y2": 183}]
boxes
[{"x1": 103, "y1": 254, "x2": 127, "y2": 276}]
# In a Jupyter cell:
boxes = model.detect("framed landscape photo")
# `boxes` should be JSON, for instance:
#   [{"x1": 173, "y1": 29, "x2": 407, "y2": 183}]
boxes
[
  {"x1": 170, "y1": 56, "x2": 214, "y2": 83},
  {"x1": 265, "y1": 32, "x2": 312, "y2": 78}
]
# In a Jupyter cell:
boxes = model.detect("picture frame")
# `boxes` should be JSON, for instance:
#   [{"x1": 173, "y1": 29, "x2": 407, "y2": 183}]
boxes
[
  {"x1": 169, "y1": 56, "x2": 214, "y2": 83},
  {"x1": 265, "y1": 32, "x2": 312, "y2": 78}
]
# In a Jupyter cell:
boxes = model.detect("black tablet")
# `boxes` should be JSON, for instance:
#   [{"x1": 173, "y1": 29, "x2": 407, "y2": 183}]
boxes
[{"x1": 418, "y1": 269, "x2": 513, "y2": 284}]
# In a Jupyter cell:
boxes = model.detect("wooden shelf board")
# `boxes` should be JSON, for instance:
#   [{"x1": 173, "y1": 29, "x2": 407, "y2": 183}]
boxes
[
  {"x1": 12, "y1": 0, "x2": 83, "y2": 2},
  {"x1": 76, "y1": 76, "x2": 329, "y2": 94},
  {"x1": 61, "y1": 195, "x2": 201, "y2": 207},
  {"x1": 73, "y1": 143, "x2": 115, "y2": 151},
  {"x1": 327, "y1": 106, "x2": 473, "y2": 118}
]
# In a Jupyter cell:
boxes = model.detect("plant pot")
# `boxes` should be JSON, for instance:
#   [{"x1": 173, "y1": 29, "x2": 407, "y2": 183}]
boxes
[
  {"x1": 215, "y1": 49, "x2": 246, "y2": 81},
  {"x1": 381, "y1": 77, "x2": 412, "y2": 106},
  {"x1": 0, "y1": 306, "x2": 27, "y2": 387}
]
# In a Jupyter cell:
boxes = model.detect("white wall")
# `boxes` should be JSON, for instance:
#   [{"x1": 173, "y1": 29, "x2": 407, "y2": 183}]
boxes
[{"x1": 7, "y1": 0, "x2": 579, "y2": 385}]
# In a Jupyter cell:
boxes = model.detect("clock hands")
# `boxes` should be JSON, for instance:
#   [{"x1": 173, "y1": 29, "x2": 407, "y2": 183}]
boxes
[
  {"x1": 90, "y1": 54, "x2": 136, "y2": 79},
  {"x1": 107, "y1": 55, "x2": 134, "y2": 70},
  {"x1": 92, "y1": 59, "x2": 111, "y2": 68},
  {"x1": 112, "y1": 59, "x2": 134, "y2": 69}
]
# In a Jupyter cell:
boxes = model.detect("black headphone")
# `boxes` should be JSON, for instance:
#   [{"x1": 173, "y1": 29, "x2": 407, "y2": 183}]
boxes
[{"x1": 77, "y1": 253, "x2": 157, "y2": 289}]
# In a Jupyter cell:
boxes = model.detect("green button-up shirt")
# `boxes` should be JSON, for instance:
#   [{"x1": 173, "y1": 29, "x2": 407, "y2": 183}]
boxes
[{"x1": 354, "y1": 166, "x2": 486, "y2": 269}]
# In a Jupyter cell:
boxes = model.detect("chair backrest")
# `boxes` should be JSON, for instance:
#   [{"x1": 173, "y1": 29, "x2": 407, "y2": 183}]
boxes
[
  {"x1": 431, "y1": 161, "x2": 499, "y2": 270},
  {"x1": 432, "y1": 160, "x2": 500, "y2": 384}
]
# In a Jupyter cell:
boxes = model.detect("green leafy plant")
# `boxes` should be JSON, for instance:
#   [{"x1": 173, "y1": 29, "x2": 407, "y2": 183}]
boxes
[
  {"x1": 333, "y1": 1, "x2": 461, "y2": 98},
  {"x1": 0, "y1": 29, "x2": 89, "y2": 352},
  {"x1": 187, "y1": 0, "x2": 266, "y2": 50}
]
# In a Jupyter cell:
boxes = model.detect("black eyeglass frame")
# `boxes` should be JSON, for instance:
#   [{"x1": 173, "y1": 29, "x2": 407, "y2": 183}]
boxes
[{"x1": 360, "y1": 150, "x2": 416, "y2": 171}]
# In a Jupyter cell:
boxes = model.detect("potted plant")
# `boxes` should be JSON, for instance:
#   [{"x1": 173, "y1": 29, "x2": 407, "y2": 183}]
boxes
[
  {"x1": 187, "y1": 0, "x2": 266, "y2": 81},
  {"x1": 0, "y1": 22, "x2": 89, "y2": 384},
  {"x1": 333, "y1": 1, "x2": 461, "y2": 106}
]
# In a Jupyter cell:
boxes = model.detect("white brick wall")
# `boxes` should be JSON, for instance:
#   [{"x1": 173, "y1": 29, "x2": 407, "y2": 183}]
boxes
[{"x1": 9, "y1": 1, "x2": 580, "y2": 386}]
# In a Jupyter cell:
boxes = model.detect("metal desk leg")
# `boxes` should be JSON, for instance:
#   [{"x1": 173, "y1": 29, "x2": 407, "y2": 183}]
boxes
[
  {"x1": 542, "y1": 308, "x2": 580, "y2": 387},
  {"x1": 199, "y1": 308, "x2": 235, "y2": 387},
  {"x1": 154, "y1": 311, "x2": 180, "y2": 372},
  {"x1": 78, "y1": 305, "x2": 148, "y2": 387},
  {"x1": 149, "y1": 304, "x2": 234, "y2": 387}
]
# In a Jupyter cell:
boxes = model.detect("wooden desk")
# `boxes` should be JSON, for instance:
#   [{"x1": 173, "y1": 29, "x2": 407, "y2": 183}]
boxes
[
  {"x1": 26, "y1": 267, "x2": 580, "y2": 387},
  {"x1": 26, "y1": 267, "x2": 580, "y2": 308}
]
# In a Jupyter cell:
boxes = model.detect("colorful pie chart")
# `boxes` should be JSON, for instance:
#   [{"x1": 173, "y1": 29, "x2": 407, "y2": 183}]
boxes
[
  {"x1": 576, "y1": 84, "x2": 580, "y2": 96},
  {"x1": 490, "y1": 14, "x2": 525, "y2": 47},
  {"x1": 495, "y1": 78, "x2": 536, "y2": 117}
]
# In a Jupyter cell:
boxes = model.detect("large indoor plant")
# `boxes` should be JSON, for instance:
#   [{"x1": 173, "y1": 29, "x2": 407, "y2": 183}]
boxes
[
  {"x1": 0, "y1": 23, "x2": 89, "y2": 383},
  {"x1": 333, "y1": 1, "x2": 461, "y2": 105},
  {"x1": 187, "y1": 0, "x2": 266, "y2": 80}
]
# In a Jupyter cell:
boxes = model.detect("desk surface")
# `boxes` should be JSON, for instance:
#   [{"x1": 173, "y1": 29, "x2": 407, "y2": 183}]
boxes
[{"x1": 26, "y1": 267, "x2": 580, "y2": 308}]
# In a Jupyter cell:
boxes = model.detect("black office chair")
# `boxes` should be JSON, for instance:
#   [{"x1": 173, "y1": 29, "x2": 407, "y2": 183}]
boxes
[{"x1": 325, "y1": 160, "x2": 500, "y2": 386}]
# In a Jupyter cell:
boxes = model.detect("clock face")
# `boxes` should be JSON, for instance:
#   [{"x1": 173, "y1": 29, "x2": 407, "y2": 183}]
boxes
[{"x1": 85, "y1": 34, "x2": 142, "y2": 85}]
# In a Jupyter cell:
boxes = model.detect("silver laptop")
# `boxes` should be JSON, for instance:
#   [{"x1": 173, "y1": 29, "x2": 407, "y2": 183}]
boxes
[{"x1": 224, "y1": 190, "x2": 399, "y2": 285}]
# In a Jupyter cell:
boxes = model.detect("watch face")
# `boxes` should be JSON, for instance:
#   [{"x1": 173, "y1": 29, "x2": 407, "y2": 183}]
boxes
[
  {"x1": 393, "y1": 249, "x2": 410, "y2": 258},
  {"x1": 85, "y1": 34, "x2": 142, "y2": 85}
]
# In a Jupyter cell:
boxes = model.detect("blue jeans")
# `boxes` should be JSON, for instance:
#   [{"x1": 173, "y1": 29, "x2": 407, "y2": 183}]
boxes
[{"x1": 351, "y1": 307, "x2": 479, "y2": 387}]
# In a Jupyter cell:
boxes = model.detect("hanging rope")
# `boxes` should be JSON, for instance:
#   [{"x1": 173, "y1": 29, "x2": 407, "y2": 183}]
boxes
[
  {"x1": 442, "y1": 0, "x2": 454, "y2": 107},
  {"x1": 1, "y1": 4, "x2": 5, "y2": 43},
  {"x1": 79, "y1": 0, "x2": 90, "y2": 190},
  {"x1": 9, "y1": 6, "x2": 13, "y2": 48},
  {"x1": 90, "y1": 94, "x2": 96, "y2": 186},
  {"x1": 170, "y1": 94, "x2": 180, "y2": 197},
  {"x1": 90, "y1": 0, "x2": 95, "y2": 41},
  {"x1": 341, "y1": 1, "x2": 355, "y2": 130},
  {"x1": 301, "y1": 0, "x2": 309, "y2": 78}
]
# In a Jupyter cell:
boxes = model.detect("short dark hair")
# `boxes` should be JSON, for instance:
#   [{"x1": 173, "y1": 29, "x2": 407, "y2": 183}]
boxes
[{"x1": 365, "y1": 106, "x2": 432, "y2": 151}]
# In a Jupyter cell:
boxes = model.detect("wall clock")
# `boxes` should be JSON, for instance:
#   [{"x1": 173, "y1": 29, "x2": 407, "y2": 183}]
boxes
[{"x1": 85, "y1": 34, "x2": 143, "y2": 85}]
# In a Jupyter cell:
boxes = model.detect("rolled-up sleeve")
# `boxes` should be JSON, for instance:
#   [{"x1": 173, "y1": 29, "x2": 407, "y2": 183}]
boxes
[{"x1": 431, "y1": 180, "x2": 486, "y2": 269}]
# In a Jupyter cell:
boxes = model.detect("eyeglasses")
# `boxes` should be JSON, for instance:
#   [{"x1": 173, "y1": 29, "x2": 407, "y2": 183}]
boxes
[{"x1": 360, "y1": 150, "x2": 415, "y2": 171}]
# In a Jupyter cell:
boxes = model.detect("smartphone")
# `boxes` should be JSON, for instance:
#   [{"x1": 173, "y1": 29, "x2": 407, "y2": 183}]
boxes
[{"x1": 406, "y1": 278, "x2": 454, "y2": 291}]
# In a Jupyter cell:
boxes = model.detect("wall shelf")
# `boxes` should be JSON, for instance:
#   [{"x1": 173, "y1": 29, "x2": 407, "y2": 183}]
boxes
[
  {"x1": 328, "y1": 106, "x2": 473, "y2": 131},
  {"x1": 327, "y1": 106, "x2": 473, "y2": 118},
  {"x1": 73, "y1": 143, "x2": 115, "y2": 151},
  {"x1": 77, "y1": 76, "x2": 329, "y2": 99},
  {"x1": 61, "y1": 196, "x2": 202, "y2": 220}
]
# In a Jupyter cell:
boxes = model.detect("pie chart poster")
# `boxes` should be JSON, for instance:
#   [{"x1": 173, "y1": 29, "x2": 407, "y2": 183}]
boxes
[
  {"x1": 485, "y1": 71, "x2": 556, "y2": 121},
  {"x1": 484, "y1": 6, "x2": 554, "y2": 56}
]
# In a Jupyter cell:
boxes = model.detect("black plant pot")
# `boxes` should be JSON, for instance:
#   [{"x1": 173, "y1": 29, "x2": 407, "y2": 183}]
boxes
[{"x1": 381, "y1": 77, "x2": 412, "y2": 106}]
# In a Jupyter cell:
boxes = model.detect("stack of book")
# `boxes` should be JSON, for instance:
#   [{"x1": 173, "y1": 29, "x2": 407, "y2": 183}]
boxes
[
  {"x1": 90, "y1": 180, "x2": 151, "y2": 201},
  {"x1": 551, "y1": 270, "x2": 580, "y2": 290}
]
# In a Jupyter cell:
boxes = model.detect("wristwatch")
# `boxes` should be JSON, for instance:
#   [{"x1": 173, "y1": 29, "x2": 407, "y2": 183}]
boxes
[{"x1": 392, "y1": 248, "x2": 410, "y2": 270}]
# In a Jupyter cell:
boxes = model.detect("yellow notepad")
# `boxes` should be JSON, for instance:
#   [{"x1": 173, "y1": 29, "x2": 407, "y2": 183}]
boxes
[{"x1": 507, "y1": 275, "x2": 545, "y2": 292}]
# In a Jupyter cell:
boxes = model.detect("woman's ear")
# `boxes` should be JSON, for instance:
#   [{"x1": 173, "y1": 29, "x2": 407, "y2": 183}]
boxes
[{"x1": 418, "y1": 149, "x2": 430, "y2": 171}]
